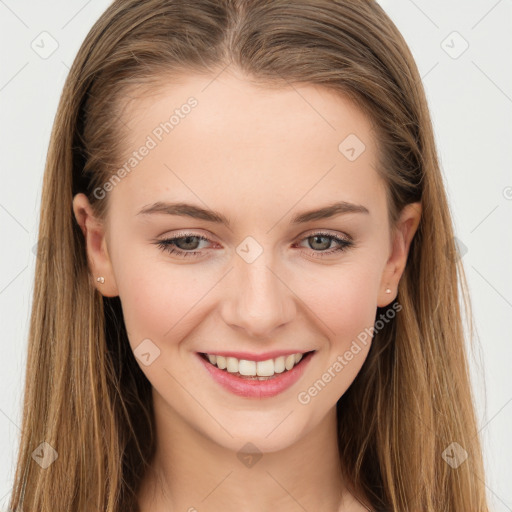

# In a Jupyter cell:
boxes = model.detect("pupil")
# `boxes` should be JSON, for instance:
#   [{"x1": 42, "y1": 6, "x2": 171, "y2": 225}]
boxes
[
  {"x1": 311, "y1": 235, "x2": 330, "y2": 250},
  {"x1": 178, "y1": 236, "x2": 199, "y2": 250}
]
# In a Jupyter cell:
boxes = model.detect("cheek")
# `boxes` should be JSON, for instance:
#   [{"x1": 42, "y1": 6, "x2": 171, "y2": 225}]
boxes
[
  {"x1": 110, "y1": 235, "x2": 223, "y2": 363},
  {"x1": 116, "y1": 264, "x2": 209, "y2": 349},
  {"x1": 291, "y1": 263, "x2": 379, "y2": 404},
  {"x1": 293, "y1": 260, "x2": 380, "y2": 341}
]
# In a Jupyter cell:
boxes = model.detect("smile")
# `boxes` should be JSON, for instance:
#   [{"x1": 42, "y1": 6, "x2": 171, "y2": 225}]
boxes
[
  {"x1": 197, "y1": 350, "x2": 315, "y2": 398},
  {"x1": 201, "y1": 352, "x2": 309, "y2": 378}
]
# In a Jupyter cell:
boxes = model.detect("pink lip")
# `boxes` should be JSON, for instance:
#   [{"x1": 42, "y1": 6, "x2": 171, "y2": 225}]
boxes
[{"x1": 197, "y1": 351, "x2": 315, "y2": 399}]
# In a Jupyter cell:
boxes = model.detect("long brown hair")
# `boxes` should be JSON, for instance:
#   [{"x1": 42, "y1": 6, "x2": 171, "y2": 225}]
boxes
[{"x1": 9, "y1": 1, "x2": 488, "y2": 510}]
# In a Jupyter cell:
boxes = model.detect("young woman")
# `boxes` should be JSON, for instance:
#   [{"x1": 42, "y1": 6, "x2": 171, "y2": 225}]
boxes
[{"x1": 9, "y1": 0, "x2": 489, "y2": 511}]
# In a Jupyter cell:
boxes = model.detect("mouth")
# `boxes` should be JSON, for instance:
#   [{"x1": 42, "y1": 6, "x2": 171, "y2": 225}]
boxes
[
  {"x1": 199, "y1": 350, "x2": 315, "y2": 380},
  {"x1": 196, "y1": 350, "x2": 316, "y2": 398}
]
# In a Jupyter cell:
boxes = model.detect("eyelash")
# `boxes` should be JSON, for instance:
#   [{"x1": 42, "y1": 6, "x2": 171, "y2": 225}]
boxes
[{"x1": 154, "y1": 231, "x2": 354, "y2": 259}]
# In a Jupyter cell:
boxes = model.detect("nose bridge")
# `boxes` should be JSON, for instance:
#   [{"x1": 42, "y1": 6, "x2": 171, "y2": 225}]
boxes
[{"x1": 222, "y1": 244, "x2": 295, "y2": 337}]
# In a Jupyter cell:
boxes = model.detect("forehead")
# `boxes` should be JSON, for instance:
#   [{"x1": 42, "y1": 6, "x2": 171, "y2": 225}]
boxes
[
  {"x1": 111, "y1": 72, "x2": 385, "y2": 219},
  {"x1": 120, "y1": 71, "x2": 376, "y2": 150}
]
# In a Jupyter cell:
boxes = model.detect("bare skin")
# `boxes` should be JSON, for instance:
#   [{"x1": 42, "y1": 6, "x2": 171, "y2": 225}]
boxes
[{"x1": 73, "y1": 68, "x2": 421, "y2": 511}]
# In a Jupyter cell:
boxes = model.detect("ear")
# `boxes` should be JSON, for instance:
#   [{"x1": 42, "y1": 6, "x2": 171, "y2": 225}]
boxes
[
  {"x1": 72, "y1": 193, "x2": 119, "y2": 297},
  {"x1": 377, "y1": 201, "x2": 421, "y2": 307}
]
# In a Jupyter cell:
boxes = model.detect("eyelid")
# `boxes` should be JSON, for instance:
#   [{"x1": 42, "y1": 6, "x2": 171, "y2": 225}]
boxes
[
  {"x1": 156, "y1": 229, "x2": 352, "y2": 248},
  {"x1": 299, "y1": 228, "x2": 352, "y2": 242},
  {"x1": 153, "y1": 229, "x2": 354, "y2": 260}
]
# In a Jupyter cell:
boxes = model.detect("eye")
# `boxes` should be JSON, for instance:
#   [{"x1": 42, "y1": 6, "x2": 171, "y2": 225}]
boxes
[
  {"x1": 294, "y1": 231, "x2": 354, "y2": 258},
  {"x1": 154, "y1": 232, "x2": 211, "y2": 258},
  {"x1": 153, "y1": 231, "x2": 354, "y2": 259}
]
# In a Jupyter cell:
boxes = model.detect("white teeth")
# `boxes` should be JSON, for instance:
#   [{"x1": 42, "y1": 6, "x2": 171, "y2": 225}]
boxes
[
  {"x1": 239, "y1": 359, "x2": 257, "y2": 376},
  {"x1": 203, "y1": 352, "x2": 308, "y2": 377},
  {"x1": 285, "y1": 354, "x2": 296, "y2": 371},
  {"x1": 274, "y1": 356, "x2": 285, "y2": 373},
  {"x1": 226, "y1": 357, "x2": 238, "y2": 373},
  {"x1": 256, "y1": 359, "x2": 274, "y2": 377}
]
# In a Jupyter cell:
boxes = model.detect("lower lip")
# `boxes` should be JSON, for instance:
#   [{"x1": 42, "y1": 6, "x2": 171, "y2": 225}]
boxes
[{"x1": 197, "y1": 352, "x2": 314, "y2": 399}]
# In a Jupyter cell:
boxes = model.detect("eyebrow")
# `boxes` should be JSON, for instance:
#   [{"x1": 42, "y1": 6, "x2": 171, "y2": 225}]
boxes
[{"x1": 137, "y1": 200, "x2": 370, "y2": 227}]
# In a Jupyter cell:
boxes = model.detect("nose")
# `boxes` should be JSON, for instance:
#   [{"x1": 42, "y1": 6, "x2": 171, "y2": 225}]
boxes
[{"x1": 220, "y1": 255, "x2": 296, "y2": 339}]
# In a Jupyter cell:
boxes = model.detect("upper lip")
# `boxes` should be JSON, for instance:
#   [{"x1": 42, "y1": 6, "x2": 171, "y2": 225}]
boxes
[{"x1": 199, "y1": 350, "x2": 314, "y2": 362}]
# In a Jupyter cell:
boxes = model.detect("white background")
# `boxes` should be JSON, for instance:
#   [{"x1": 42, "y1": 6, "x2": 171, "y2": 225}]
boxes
[{"x1": 0, "y1": 1, "x2": 511, "y2": 510}]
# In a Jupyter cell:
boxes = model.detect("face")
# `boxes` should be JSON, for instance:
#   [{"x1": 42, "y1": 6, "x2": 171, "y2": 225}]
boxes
[{"x1": 73, "y1": 70, "x2": 420, "y2": 454}]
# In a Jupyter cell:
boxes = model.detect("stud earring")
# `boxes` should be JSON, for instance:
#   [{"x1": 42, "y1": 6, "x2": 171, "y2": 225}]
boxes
[
  {"x1": 96, "y1": 276, "x2": 105, "y2": 284},
  {"x1": 385, "y1": 288, "x2": 391, "y2": 294}
]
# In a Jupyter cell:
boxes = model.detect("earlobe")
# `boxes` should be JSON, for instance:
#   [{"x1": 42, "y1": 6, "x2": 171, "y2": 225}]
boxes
[
  {"x1": 377, "y1": 201, "x2": 422, "y2": 307},
  {"x1": 72, "y1": 193, "x2": 119, "y2": 297}
]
